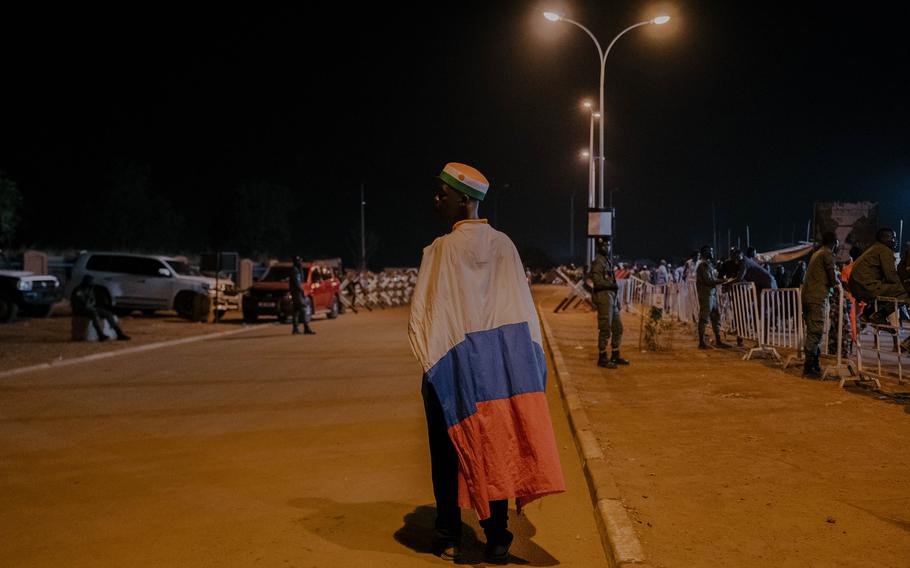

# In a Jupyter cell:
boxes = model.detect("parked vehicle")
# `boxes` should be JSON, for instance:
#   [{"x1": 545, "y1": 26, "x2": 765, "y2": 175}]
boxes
[
  {"x1": 0, "y1": 270, "x2": 62, "y2": 322},
  {"x1": 65, "y1": 252, "x2": 240, "y2": 318},
  {"x1": 242, "y1": 261, "x2": 341, "y2": 323}
]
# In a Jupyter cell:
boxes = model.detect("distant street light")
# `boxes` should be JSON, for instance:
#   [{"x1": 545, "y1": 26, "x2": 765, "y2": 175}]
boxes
[{"x1": 544, "y1": 10, "x2": 671, "y2": 262}]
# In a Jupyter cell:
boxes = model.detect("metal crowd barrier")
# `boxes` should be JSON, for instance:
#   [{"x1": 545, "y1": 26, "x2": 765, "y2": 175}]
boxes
[
  {"x1": 718, "y1": 282, "x2": 762, "y2": 355},
  {"x1": 749, "y1": 288, "x2": 803, "y2": 363},
  {"x1": 849, "y1": 295, "x2": 906, "y2": 388},
  {"x1": 341, "y1": 269, "x2": 418, "y2": 310},
  {"x1": 553, "y1": 268, "x2": 593, "y2": 313}
]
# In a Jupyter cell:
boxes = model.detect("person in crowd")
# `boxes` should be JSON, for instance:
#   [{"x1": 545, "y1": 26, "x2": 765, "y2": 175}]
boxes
[
  {"x1": 847, "y1": 228, "x2": 908, "y2": 327},
  {"x1": 696, "y1": 245, "x2": 733, "y2": 349},
  {"x1": 70, "y1": 275, "x2": 130, "y2": 341},
  {"x1": 773, "y1": 264, "x2": 789, "y2": 289},
  {"x1": 789, "y1": 261, "x2": 807, "y2": 288},
  {"x1": 654, "y1": 260, "x2": 670, "y2": 286},
  {"x1": 718, "y1": 247, "x2": 742, "y2": 280},
  {"x1": 673, "y1": 263, "x2": 686, "y2": 283},
  {"x1": 683, "y1": 251, "x2": 699, "y2": 282},
  {"x1": 589, "y1": 236, "x2": 629, "y2": 369},
  {"x1": 290, "y1": 256, "x2": 315, "y2": 335},
  {"x1": 735, "y1": 249, "x2": 778, "y2": 293},
  {"x1": 897, "y1": 242, "x2": 910, "y2": 297},
  {"x1": 408, "y1": 162, "x2": 564, "y2": 564},
  {"x1": 639, "y1": 265, "x2": 652, "y2": 285},
  {"x1": 801, "y1": 232, "x2": 839, "y2": 377}
]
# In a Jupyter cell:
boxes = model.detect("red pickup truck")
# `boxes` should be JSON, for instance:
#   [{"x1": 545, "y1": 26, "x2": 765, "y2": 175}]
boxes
[{"x1": 241, "y1": 261, "x2": 341, "y2": 323}]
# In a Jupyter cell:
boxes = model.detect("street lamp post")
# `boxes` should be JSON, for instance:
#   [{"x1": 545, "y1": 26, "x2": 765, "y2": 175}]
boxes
[{"x1": 544, "y1": 10, "x2": 670, "y2": 261}]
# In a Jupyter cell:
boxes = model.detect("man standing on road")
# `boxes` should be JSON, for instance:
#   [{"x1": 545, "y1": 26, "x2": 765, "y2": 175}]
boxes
[
  {"x1": 589, "y1": 236, "x2": 629, "y2": 369},
  {"x1": 409, "y1": 162, "x2": 565, "y2": 564},
  {"x1": 290, "y1": 256, "x2": 315, "y2": 336},
  {"x1": 70, "y1": 275, "x2": 130, "y2": 341},
  {"x1": 801, "y1": 232, "x2": 839, "y2": 377},
  {"x1": 696, "y1": 245, "x2": 732, "y2": 349}
]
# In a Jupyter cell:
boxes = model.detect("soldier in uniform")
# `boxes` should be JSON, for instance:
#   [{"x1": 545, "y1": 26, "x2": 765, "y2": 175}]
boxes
[
  {"x1": 801, "y1": 232, "x2": 839, "y2": 377},
  {"x1": 847, "y1": 228, "x2": 908, "y2": 320},
  {"x1": 290, "y1": 256, "x2": 315, "y2": 335},
  {"x1": 589, "y1": 236, "x2": 629, "y2": 368},
  {"x1": 696, "y1": 245, "x2": 732, "y2": 349}
]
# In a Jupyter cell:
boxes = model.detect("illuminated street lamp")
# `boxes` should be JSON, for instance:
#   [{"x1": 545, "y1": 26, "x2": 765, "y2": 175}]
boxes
[{"x1": 544, "y1": 10, "x2": 670, "y2": 260}]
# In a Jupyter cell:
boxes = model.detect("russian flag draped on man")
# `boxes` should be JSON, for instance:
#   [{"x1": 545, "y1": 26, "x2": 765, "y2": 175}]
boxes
[{"x1": 408, "y1": 218, "x2": 565, "y2": 520}]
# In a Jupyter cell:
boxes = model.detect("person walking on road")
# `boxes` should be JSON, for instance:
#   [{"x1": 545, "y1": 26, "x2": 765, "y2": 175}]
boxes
[
  {"x1": 290, "y1": 256, "x2": 315, "y2": 335},
  {"x1": 696, "y1": 245, "x2": 732, "y2": 349},
  {"x1": 589, "y1": 236, "x2": 629, "y2": 369},
  {"x1": 409, "y1": 162, "x2": 565, "y2": 564},
  {"x1": 801, "y1": 232, "x2": 839, "y2": 377},
  {"x1": 70, "y1": 275, "x2": 130, "y2": 341}
]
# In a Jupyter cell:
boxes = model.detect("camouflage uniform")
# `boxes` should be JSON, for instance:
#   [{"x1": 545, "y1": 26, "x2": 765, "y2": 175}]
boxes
[{"x1": 590, "y1": 252, "x2": 623, "y2": 355}]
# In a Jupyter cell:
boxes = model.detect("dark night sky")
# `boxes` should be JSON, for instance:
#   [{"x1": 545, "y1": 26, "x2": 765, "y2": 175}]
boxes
[{"x1": 1, "y1": 1, "x2": 908, "y2": 267}]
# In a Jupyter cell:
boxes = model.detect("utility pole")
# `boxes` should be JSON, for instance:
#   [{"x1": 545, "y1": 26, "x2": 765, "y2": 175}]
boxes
[
  {"x1": 569, "y1": 189, "x2": 575, "y2": 261},
  {"x1": 360, "y1": 183, "x2": 366, "y2": 270},
  {"x1": 712, "y1": 202, "x2": 717, "y2": 253}
]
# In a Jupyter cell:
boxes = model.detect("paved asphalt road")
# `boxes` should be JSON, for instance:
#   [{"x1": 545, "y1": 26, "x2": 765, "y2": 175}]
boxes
[{"x1": 0, "y1": 308, "x2": 606, "y2": 567}]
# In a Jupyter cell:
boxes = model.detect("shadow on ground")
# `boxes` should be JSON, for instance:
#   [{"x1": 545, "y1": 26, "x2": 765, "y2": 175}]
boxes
[{"x1": 288, "y1": 497, "x2": 559, "y2": 566}]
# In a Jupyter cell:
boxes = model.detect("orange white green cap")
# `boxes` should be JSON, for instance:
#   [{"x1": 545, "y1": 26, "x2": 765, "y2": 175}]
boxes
[{"x1": 438, "y1": 162, "x2": 489, "y2": 201}]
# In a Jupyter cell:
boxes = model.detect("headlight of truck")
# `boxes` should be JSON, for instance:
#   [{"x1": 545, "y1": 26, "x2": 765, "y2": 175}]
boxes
[{"x1": 16, "y1": 280, "x2": 32, "y2": 291}]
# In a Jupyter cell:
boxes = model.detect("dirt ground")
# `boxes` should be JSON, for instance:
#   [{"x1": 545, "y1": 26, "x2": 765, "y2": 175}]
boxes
[
  {"x1": 0, "y1": 303, "x2": 252, "y2": 373},
  {"x1": 534, "y1": 285, "x2": 910, "y2": 568},
  {"x1": 0, "y1": 304, "x2": 606, "y2": 567}
]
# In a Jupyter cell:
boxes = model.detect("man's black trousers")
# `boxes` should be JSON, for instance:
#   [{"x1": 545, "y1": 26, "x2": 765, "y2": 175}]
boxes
[{"x1": 421, "y1": 378, "x2": 508, "y2": 544}]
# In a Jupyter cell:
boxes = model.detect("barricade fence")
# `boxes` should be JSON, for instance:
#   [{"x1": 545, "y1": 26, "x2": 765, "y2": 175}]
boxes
[{"x1": 340, "y1": 269, "x2": 418, "y2": 311}]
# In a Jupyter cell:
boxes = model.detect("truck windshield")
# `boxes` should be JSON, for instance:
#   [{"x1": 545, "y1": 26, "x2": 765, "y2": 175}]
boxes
[
  {"x1": 167, "y1": 261, "x2": 198, "y2": 276},
  {"x1": 262, "y1": 266, "x2": 308, "y2": 282}
]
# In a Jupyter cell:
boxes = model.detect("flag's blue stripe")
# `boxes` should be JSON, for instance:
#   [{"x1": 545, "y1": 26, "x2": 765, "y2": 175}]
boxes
[{"x1": 426, "y1": 322, "x2": 548, "y2": 428}]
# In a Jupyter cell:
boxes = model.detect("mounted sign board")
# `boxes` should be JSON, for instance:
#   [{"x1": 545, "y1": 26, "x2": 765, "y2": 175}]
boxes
[{"x1": 587, "y1": 208, "x2": 613, "y2": 237}]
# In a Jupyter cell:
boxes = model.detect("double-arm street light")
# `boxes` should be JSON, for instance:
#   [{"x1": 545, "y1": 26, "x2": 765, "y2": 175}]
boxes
[{"x1": 544, "y1": 10, "x2": 670, "y2": 260}]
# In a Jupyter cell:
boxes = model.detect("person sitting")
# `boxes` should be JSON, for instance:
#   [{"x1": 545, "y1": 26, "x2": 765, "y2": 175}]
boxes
[
  {"x1": 847, "y1": 227, "x2": 908, "y2": 325},
  {"x1": 70, "y1": 275, "x2": 130, "y2": 341}
]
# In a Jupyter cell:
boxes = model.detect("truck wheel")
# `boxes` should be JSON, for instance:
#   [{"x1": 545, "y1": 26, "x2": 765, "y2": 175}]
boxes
[
  {"x1": 174, "y1": 292, "x2": 194, "y2": 318},
  {"x1": 31, "y1": 304, "x2": 54, "y2": 318},
  {"x1": 0, "y1": 299, "x2": 18, "y2": 323},
  {"x1": 327, "y1": 296, "x2": 340, "y2": 319}
]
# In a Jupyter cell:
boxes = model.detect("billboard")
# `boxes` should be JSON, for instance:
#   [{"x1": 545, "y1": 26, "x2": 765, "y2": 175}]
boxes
[
  {"x1": 813, "y1": 202, "x2": 878, "y2": 263},
  {"x1": 587, "y1": 208, "x2": 613, "y2": 237}
]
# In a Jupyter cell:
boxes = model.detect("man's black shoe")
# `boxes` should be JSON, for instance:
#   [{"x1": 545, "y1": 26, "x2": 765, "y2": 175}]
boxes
[
  {"x1": 98, "y1": 334, "x2": 109, "y2": 342},
  {"x1": 304, "y1": 328, "x2": 316, "y2": 335},
  {"x1": 598, "y1": 352, "x2": 617, "y2": 369},
  {"x1": 611, "y1": 351, "x2": 630, "y2": 365},
  {"x1": 116, "y1": 334, "x2": 131, "y2": 341},
  {"x1": 484, "y1": 531, "x2": 514, "y2": 565},
  {"x1": 698, "y1": 342, "x2": 710, "y2": 350},
  {"x1": 292, "y1": 328, "x2": 301, "y2": 335}
]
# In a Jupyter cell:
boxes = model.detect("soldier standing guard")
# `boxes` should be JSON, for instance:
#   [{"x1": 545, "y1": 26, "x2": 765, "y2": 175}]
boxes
[
  {"x1": 589, "y1": 236, "x2": 629, "y2": 368},
  {"x1": 801, "y1": 232, "x2": 839, "y2": 377},
  {"x1": 290, "y1": 256, "x2": 315, "y2": 336},
  {"x1": 696, "y1": 245, "x2": 732, "y2": 349}
]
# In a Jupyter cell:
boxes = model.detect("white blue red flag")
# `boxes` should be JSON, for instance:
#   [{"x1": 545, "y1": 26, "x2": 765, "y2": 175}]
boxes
[{"x1": 409, "y1": 219, "x2": 565, "y2": 519}]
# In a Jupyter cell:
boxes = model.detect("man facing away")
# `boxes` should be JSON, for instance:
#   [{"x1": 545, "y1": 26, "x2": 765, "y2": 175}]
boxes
[
  {"x1": 801, "y1": 232, "x2": 839, "y2": 377},
  {"x1": 408, "y1": 162, "x2": 565, "y2": 564}
]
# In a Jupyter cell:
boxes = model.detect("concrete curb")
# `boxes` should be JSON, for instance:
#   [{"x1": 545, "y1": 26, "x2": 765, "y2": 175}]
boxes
[
  {"x1": 0, "y1": 323, "x2": 272, "y2": 379},
  {"x1": 537, "y1": 304, "x2": 652, "y2": 568}
]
